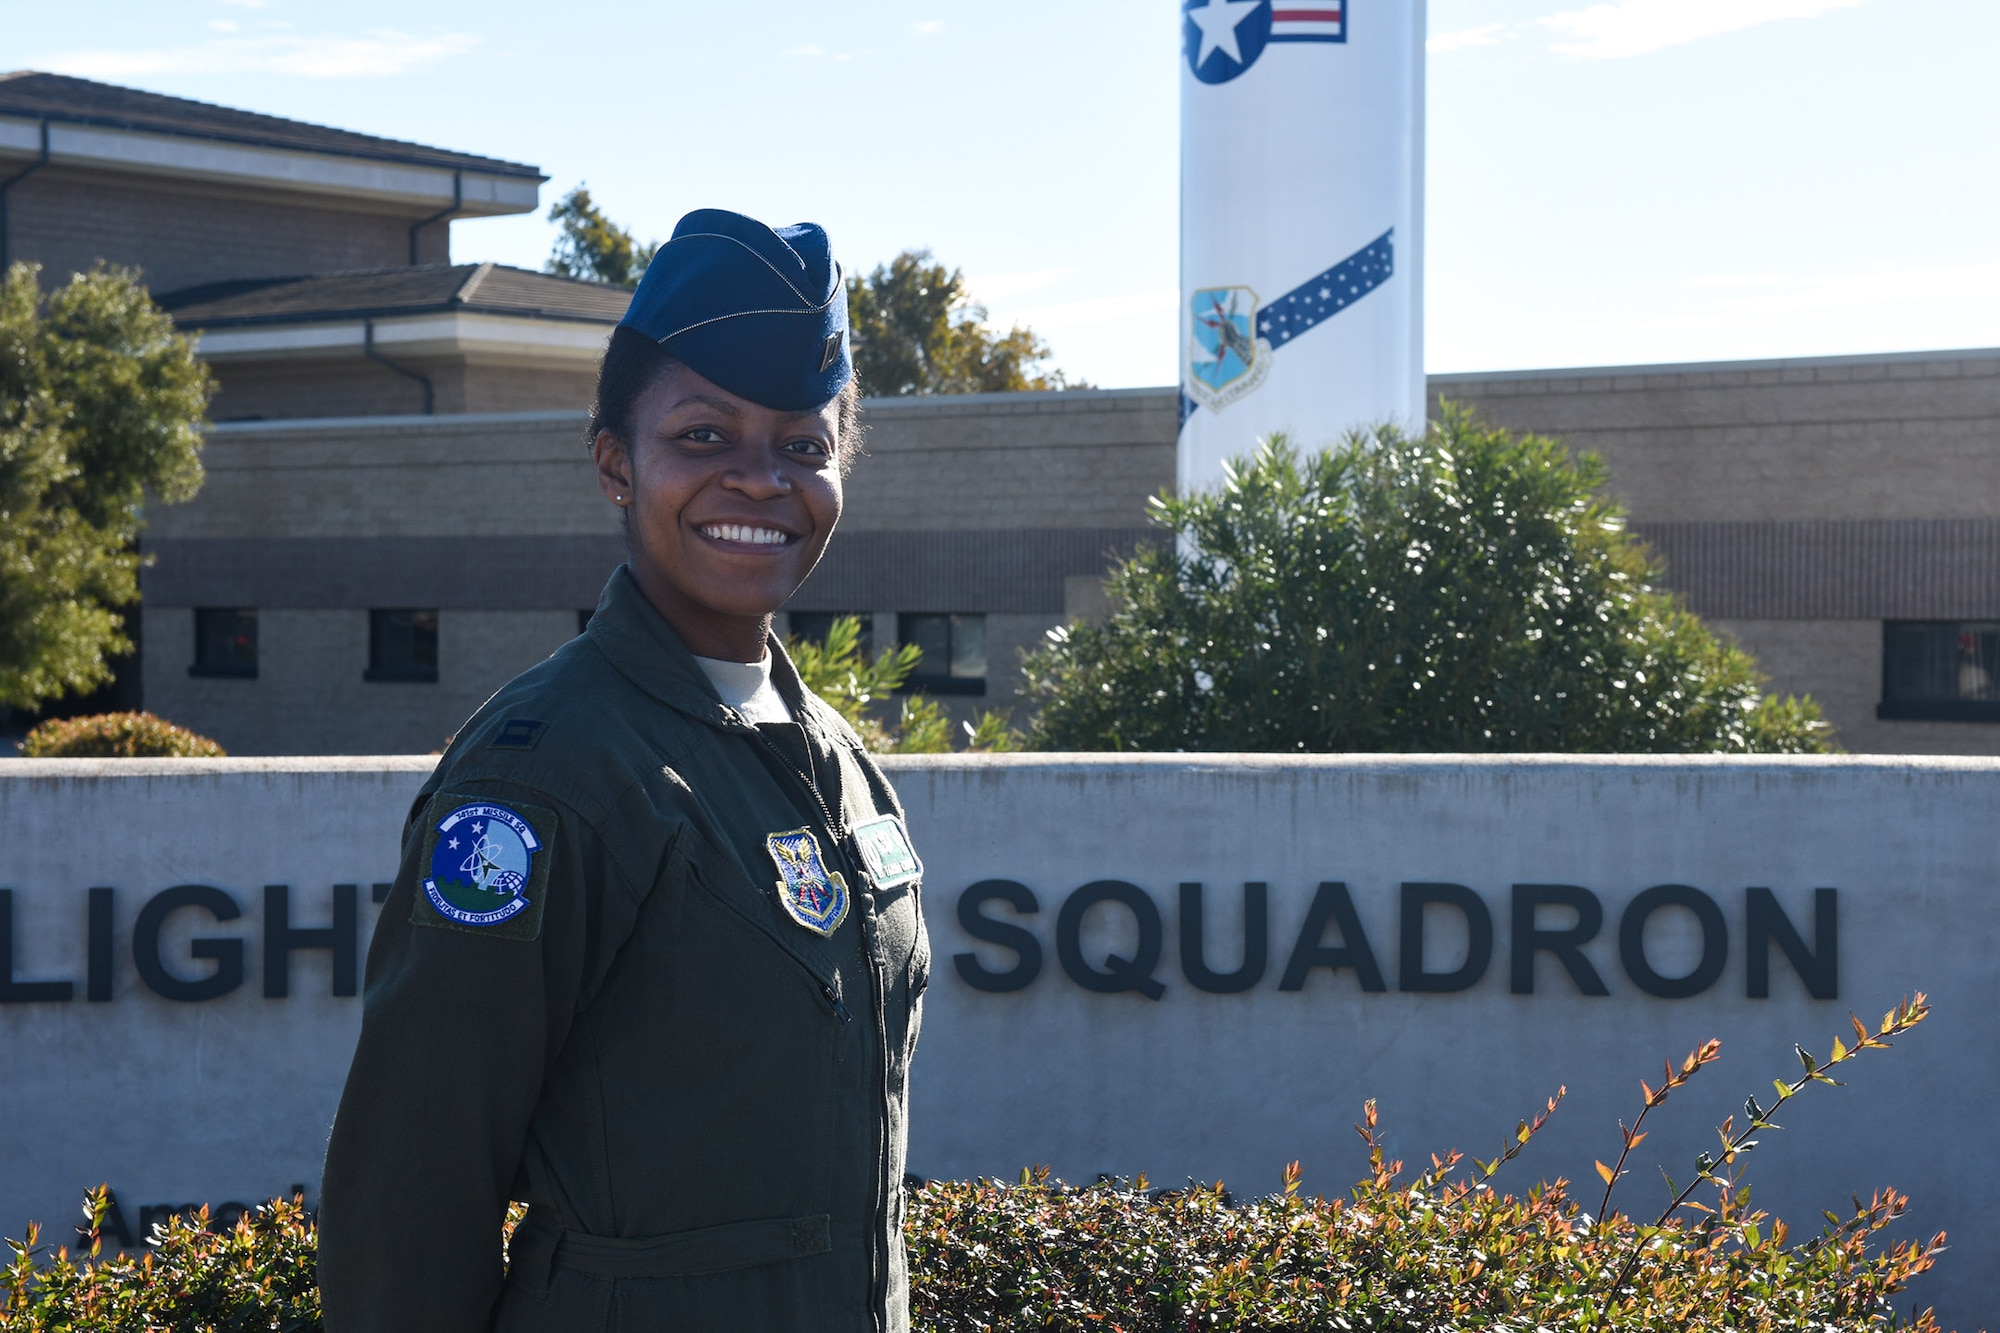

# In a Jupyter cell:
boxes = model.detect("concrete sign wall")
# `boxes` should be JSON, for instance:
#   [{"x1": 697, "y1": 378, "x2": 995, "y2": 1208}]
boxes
[
  {"x1": 0, "y1": 759, "x2": 434, "y2": 1243},
  {"x1": 1, "y1": 755, "x2": 1992, "y2": 1325}
]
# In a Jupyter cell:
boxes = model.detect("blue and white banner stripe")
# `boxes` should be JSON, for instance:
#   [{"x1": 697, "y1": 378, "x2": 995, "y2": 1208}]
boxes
[{"x1": 1181, "y1": 229, "x2": 1395, "y2": 428}]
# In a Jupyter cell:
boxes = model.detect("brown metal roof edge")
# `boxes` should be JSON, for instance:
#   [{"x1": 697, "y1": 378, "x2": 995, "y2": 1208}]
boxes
[
  {"x1": 160, "y1": 264, "x2": 630, "y2": 328},
  {"x1": 0, "y1": 71, "x2": 546, "y2": 180},
  {"x1": 176, "y1": 301, "x2": 625, "y2": 331}
]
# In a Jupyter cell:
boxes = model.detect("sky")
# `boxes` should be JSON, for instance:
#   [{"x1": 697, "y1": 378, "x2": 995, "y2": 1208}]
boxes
[{"x1": 10, "y1": 0, "x2": 2000, "y2": 388}]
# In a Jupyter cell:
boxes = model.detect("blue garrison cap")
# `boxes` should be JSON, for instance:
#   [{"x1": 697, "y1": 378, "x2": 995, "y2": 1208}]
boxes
[{"x1": 619, "y1": 208, "x2": 851, "y2": 412}]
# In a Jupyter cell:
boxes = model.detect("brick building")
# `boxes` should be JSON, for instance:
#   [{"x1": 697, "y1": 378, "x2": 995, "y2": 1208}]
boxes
[
  {"x1": 0, "y1": 71, "x2": 621, "y2": 424},
  {"x1": 9, "y1": 73, "x2": 2000, "y2": 756}
]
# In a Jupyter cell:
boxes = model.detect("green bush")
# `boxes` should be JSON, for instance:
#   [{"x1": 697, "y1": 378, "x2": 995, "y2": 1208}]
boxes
[
  {"x1": 1021, "y1": 412, "x2": 1831, "y2": 754},
  {"x1": 16, "y1": 711, "x2": 225, "y2": 758},
  {"x1": 2, "y1": 1000, "x2": 1949, "y2": 1330}
]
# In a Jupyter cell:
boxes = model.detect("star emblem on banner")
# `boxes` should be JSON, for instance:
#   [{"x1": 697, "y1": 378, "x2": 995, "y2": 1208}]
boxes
[
  {"x1": 1183, "y1": 0, "x2": 1272, "y2": 84},
  {"x1": 1189, "y1": 0, "x2": 1262, "y2": 64}
]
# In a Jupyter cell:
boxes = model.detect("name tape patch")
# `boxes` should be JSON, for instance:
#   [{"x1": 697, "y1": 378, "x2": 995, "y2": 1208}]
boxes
[{"x1": 851, "y1": 814, "x2": 922, "y2": 890}]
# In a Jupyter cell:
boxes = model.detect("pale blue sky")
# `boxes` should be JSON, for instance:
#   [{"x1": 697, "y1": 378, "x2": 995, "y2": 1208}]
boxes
[{"x1": 11, "y1": 0, "x2": 1999, "y2": 387}]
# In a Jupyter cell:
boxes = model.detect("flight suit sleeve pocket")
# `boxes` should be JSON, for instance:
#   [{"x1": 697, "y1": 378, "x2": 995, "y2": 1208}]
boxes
[{"x1": 408, "y1": 792, "x2": 559, "y2": 941}]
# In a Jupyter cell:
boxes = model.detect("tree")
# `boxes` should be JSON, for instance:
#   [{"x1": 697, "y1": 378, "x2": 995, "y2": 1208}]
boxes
[
  {"x1": 0, "y1": 263, "x2": 211, "y2": 712},
  {"x1": 544, "y1": 184, "x2": 657, "y2": 287},
  {"x1": 846, "y1": 250, "x2": 1087, "y2": 396},
  {"x1": 1019, "y1": 406, "x2": 1830, "y2": 754}
]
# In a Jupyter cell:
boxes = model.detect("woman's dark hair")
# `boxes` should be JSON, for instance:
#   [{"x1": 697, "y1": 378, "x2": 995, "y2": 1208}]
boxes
[{"x1": 587, "y1": 325, "x2": 864, "y2": 470}]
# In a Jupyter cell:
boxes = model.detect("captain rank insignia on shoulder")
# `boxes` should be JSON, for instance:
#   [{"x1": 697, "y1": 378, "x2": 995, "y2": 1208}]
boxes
[{"x1": 766, "y1": 827, "x2": 850, "y2": 936}]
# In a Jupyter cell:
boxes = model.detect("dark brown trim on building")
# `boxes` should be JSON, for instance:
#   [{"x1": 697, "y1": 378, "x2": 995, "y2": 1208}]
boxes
[
  {"x1": 143, "y1": 536, "x2": 625, "y2": 611},
  {"x1": 791, "y1": 529, "x2": 1159, "y2": 613},
  {"x1": 1636, "y1": 519, "x2": 2000, "y2": 620},
  {"x1": 141, "y1": 528, "x2": 1160, "y2": 614}
]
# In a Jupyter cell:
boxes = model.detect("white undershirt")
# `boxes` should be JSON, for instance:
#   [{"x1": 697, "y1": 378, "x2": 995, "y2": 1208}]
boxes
[{"x1": 692, "y1": 653, "x2": 794, "y2": 725}]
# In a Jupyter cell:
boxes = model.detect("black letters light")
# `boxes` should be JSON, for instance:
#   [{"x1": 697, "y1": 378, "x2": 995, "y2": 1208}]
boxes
[
  {"x1": 133, "y1": 886, "x2": 244, "y2": 1002},
  {"x1": 1278, "y1": 882, "x2": 1386, "y2": 992},
  {"x1": 952, "y1": 880, "x2": 1043, "y2": 993},
  {"x1": 1619, "y1": 885, "x2": 1728, "y2": 999},
  {"x1": 0, "y1": 888, "x2": 74, "y2": 1004},
  {"x1": 1178, "y1": 882, "x2": 1268, "y2": 993},
  {"x1": 1398, "y1": 883, "x2": 1493, "y2": 993},
  {"x1": 1057, "y1": 881, "x2": 1166, "y2": 1001},
  {"x1": 1510, "y1": 884, "x2": 1609, "y2": 996}
]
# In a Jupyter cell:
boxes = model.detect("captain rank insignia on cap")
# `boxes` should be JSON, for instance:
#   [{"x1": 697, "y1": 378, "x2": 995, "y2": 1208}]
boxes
[{"x1": 767, "y1": 827, "x2": 850, "y2": 936}]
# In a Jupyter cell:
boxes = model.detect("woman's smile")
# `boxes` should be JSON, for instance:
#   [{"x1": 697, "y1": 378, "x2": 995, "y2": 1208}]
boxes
[{"x1": 696, "y1": 521, "x2": 798, "y2": 548}]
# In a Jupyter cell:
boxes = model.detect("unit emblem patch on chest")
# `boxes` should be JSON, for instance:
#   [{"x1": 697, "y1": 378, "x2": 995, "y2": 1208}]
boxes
[
  {"x1": 422, "y1": 802, "x2": 542, "y2": 929},
  {"x1": 766, "y1": 827, "x2": 850, "y2": 937}
]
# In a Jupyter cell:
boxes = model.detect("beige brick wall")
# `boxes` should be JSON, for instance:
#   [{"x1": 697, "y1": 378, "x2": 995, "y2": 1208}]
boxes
[
  {"x1": 846, "y1": 389, "x2": 1177, "y2": 530},
  {"x1": 1706, "y1": 617, "x2": 2000, "y2": 757},
  {"x1": 209, "y1": 361, "x2": 431, "y2": 421},
  {"x1": 1431, "y1": 352, "x2": 2000, "y2": 523},
  {"x1": 152, "y1": 412, "x2": 610, "y2": 542},
  {"x1": 143, "y1": 607, "x2": 578, "y2": 756},
  {"x1": 1433, "y1": 351, "x2": 2000, "y2": 756},
  {"x1": 138, "y1": 360, "x2": 2000, "y2": 755},
  {"x1": 450, "y1": 363, "x2": 597, "y2": 415},
  {"x1": 9, "y1": 167, "x2": 434, "y2": 296}
]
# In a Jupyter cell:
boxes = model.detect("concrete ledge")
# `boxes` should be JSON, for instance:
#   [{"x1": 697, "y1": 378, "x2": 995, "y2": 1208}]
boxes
[
  {"x1": 877, "y1": 750, "x2": 2000, "y2": 772},
  {"x1": 3, "y1": 755, "x2": 440, "y2": 776},
  {"x1": 12, "y1": 752, "x2": 2000, "y2": 776}
]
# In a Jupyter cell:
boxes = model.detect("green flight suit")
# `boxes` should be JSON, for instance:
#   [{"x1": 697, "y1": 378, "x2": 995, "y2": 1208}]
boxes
[{"x1": 318, "y1": 566, "x2": 929, "y2": 1333}]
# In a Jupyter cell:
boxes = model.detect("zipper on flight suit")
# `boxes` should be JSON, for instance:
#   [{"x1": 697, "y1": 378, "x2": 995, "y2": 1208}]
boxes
[{"x1": 730, "y1": 707, "x2": 890, "y2": 1322}]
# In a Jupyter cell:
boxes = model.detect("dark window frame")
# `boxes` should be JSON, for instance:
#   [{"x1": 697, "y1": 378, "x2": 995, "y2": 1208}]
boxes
[
  {"x1": 896, "y1": 612, "x2": 988, "y2": 696},
  {"x1": 189, "y1": 607, "x2": 258, "y2": 679},
  {"x1": 1878, "y1": 620, "x2": 2000, "y2": 722},
  {"x1": 365, "y1": 608, "x2": 439, "y2": 683}
]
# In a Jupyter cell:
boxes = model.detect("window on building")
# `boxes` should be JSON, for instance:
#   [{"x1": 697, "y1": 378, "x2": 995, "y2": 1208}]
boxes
[
  {"x1": 1879, "y1": 621, "x2": 2000, "y2": 721},
  {"x1": 189, "y1": 608, "x2": 257, "y2": 678},
  {"x1": 366, "y1": 609, "x2": 438, "y2": 682},
  {"x1": 897, "y1": 613, "x2": 986, "y2": 695},
  {"x1": 789, "y1": 612, "x2": 874, "y2": 658}
]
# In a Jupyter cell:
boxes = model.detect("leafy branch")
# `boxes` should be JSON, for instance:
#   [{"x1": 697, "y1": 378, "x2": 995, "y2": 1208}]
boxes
[{"x1": 1602, "y1": 992, "x2": 1931, "y2": 1299}]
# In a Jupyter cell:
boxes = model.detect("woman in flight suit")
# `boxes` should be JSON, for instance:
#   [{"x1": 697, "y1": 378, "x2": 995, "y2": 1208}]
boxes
[{"x1": 318, "y1": 209, "x2": 930, "y2": 1333}]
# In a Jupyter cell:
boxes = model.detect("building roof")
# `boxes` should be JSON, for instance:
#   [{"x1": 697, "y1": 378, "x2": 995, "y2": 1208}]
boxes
[
  {"x1": 0, "y1": 71, "x2": 542, "y2": 179},
  {"x1": 158, "y1": 263, "x2": 632, "y2": 328}
]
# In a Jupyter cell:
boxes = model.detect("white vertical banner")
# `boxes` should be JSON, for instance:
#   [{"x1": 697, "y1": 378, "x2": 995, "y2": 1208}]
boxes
[{"x1": 1179, "y1": 0, "x2": 1427, "y2": 495}]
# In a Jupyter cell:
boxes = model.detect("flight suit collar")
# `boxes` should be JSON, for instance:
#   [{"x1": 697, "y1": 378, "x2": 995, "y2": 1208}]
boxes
[{"x1": 583, "y1": 565, "x2": 846, "y2": 756}]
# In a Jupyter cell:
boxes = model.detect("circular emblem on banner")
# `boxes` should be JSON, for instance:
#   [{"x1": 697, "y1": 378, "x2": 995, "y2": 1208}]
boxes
[
  {"x1": 424, "y1": 802, "x2": 540, "y2": 927},
  {"x1": 1184, "y1": 0, "x2": 1272, "y2": 84}
]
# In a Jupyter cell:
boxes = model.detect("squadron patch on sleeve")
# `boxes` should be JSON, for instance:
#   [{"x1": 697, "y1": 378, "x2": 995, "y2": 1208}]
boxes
[
  {"x1": 766, "y1": 827, "x2": 850, "y2": 937},
  {"x1": 850, "y1": 814, "x2": 922, "y2": 890},
  {"x1": 411, "y1": 795, "x2": 554, "y2": 940}
]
